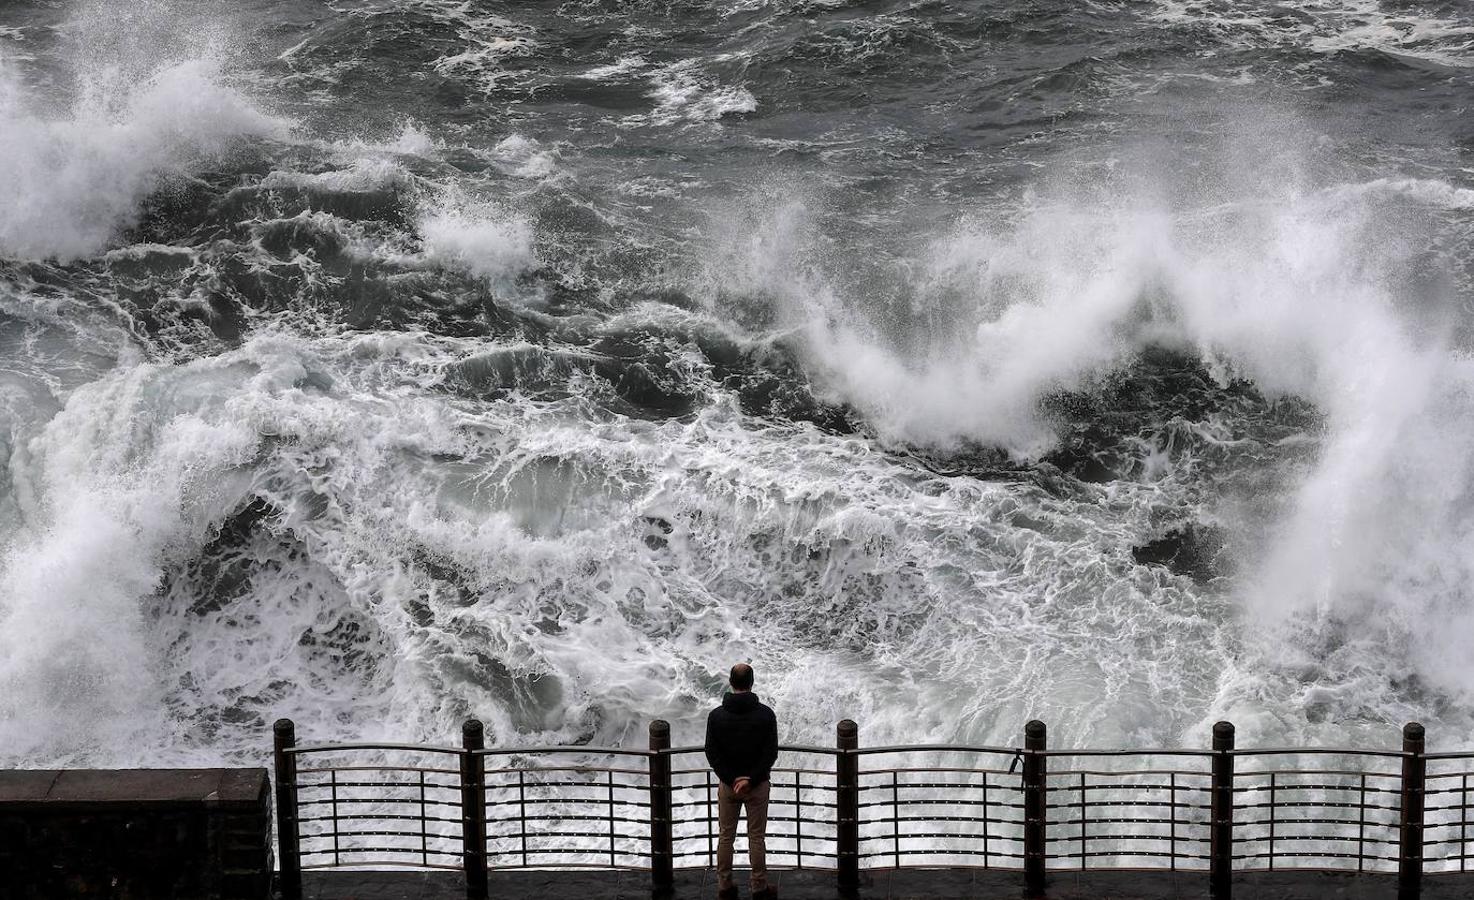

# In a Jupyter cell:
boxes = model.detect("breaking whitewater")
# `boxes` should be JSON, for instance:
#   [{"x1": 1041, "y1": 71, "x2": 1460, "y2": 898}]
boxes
[{"x1": 2, "y1": 0, "x2": 1473, "y2": 767}]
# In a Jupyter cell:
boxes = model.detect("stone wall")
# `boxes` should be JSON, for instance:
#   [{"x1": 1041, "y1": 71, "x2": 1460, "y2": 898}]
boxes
[{"x1": 0, "y1": 768, "x2": 272, "y2": 900}]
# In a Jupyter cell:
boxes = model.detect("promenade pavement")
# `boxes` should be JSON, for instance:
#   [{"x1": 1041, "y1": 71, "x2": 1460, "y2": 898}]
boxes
[{"x1": 294, "y1": 868, "x2": 1474, "y2": 899}]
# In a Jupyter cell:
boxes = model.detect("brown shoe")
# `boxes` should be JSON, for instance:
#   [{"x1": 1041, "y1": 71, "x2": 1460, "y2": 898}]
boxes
[{"x1": 717, "y1": 887, "x2": 739, "y2": 900}]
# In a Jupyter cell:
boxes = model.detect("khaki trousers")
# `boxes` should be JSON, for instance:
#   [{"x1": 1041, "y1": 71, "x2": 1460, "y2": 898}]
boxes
[{"x1": 716, "y1": 779, "x2": 770, "y2": 892}]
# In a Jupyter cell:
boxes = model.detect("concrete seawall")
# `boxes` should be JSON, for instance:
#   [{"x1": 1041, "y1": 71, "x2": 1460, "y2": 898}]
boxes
[{"x1": 0, "y1": 768, "x2": 272, "y2": 900}]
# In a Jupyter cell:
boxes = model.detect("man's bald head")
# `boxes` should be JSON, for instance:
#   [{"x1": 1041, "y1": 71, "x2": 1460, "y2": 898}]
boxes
[{"x1": 730, "y1": 663, "x2": 754, "y2": 692}]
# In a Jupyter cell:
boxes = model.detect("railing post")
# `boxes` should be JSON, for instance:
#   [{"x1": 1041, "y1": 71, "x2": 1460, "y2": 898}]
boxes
[
  {"x1": 1210, "y1": 720, "x2": 1235, "y2": 898},
  {"x1": 1023, "y1": 720, "x2": 1047, "y2": 897},
  {"x1": 1400, "y1": 722, "x2": 1426, "y2": 900},
  {"x1": 649, "y1": 720, "x2": 674, "y2": 899},
  {"x1": 273, "y1": 719, "x2": 302, "y2": 900},
  {"x1": 461, "y1": 719, "x2": 488, "y2": 900},
  {"x1": 836, "y1": 719, "x2": 860, "y2": 897}
]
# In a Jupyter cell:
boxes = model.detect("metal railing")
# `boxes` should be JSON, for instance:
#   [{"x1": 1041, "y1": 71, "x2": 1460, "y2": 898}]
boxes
[{"x1": 273, "y1": 717, "x2": 1474, "y2": 899}]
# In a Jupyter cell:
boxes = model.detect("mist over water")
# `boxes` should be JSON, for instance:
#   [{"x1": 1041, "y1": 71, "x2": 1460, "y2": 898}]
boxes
[{"x1": 1, "y1": 0, "x2": 1473, "y2": 767}]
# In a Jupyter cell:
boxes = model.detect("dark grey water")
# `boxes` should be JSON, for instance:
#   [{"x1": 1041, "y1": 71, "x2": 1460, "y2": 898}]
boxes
[{"x1": 0, "y1": 0, "x2": 1472, "y2": 766}]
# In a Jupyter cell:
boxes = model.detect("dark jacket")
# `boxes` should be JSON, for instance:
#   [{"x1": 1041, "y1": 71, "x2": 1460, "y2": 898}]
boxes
[{"x1": 704, "y1": 691, "x2": 778, "y2": 788}]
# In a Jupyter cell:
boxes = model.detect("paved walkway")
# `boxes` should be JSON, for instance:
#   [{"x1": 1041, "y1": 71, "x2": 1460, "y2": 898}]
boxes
[{"x1": 295, "y1": 868, "x2": 1474, "y2": 899}]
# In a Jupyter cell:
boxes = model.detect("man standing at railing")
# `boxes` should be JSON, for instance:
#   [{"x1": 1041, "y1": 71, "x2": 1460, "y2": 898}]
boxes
[{"x1": 704, "y1": 662, "x2": 780, "y2": 900}]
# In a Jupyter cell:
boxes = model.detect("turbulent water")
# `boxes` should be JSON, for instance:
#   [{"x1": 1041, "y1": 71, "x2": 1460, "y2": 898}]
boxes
[{"x1": 1, "y1": 0, "x2": 1473, "y2": 767}]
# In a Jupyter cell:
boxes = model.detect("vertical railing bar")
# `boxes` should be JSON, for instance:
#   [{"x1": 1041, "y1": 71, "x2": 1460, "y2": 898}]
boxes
[
  {"x1": 837, "y1": 720, "x2": 860, "y2": 897},
  {"x1": 1078, "y1": 771, "x2": 1087, "y2": 870},
  {"x1": 892, "y1": 770, "x2": 900, "y2": 869},
  {"x1": 330, "y1": 768, "x2": 340, "y2": 868},
  {"x1": 421, "y1": 769, "x2": 429, "y2": 868},
  {"x1": 1170, "y1": 772, "x2": 1177, "y2": 872},
  {"x1": 707, "y1": 769, "x2": 715, "y2": 867},
  {"x1": 609, "y1": 769, "x2": 616, "y2": 868},
  {"x1": 1209, "y1": 721, "x2": 1234, "y2": 899},
  {"x1": 1456, "y1": 771, "x2": 1468, "y2": 877},
  {"x1": 461, "y1": 719, "x2": 488, "y2": 900},
  {"x1": 1399, "y1": 723, "x2": 1426, "y2": 898},
  {"x1": 982, "y1": 773, "x2": 990, "y2": 869},
  {"x1": 1268, "y1": 773, "x2": 1275, "y2": 871},
  {"x1": 273, "y1": 719, "x2": 302, "y2": 900},
  {"x1": 795, "y1": 769, "x2": 803, "y2": 869},
  {"x1": 1023, "y1": 720, "x2": 1047, "y2": 896},
  {"x1": 518, "y1": 769, "x2": 528, "y2": 868},
  {"x1": 1358, "y1": 773, "x2": 1366, "y2": 874},
  {"x1": 648, "y1": 720, "x2": 674, "y2": 899}
]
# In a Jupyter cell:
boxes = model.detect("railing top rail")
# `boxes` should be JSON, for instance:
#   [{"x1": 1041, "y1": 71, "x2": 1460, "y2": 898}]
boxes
[
  {"x1": 291, "y1": 742, "x2": 462, "y2": 756},
  {"x1": 1229, "y1": 747, "x2": 1409, "y2": 759},
  {"x1": 286, "y1": 742, "x2": 1422, "y2": 761},
  {"x1": 668, "y1": 743, "x2": 839, "y2": 756},
  {"x1": 475, "y1": 746, "x2": 654, "y2": 759},
  {"x1": 1422, "y1": 751, "x2": 1474, "y2": 761},
  {"x1": 853, "y1": 743, "x2": 1021, "y2": 756}
]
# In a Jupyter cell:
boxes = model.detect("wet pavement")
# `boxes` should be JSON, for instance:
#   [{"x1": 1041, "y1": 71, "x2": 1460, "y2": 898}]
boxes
[{"x1": 295, "y1": 868, "x2": 1474, "y2": 899}]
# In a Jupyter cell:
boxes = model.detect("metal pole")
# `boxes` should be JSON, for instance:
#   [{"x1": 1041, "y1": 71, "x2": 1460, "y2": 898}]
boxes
[
  {"x1": 1023, "y1": 720, "x2": 1047, "y2": 897},
  {"x1": 462, "y1": 719, "x2": 488, "y2": 900},
  {"x1": 836, "y1": 719, "x2": 860, "y2": 898},
  {"x1": 1400, "y1": 722, "x2": 1426, "y2": 900},
  {"x1": 1210, "y1": 721, "x2": 1235, "y2": 899},
  {"x1": 649, "y1": 720, "x2": 674, "y2": 900},
  {"x1": 273, "y1": 719, "x2": 302, "y2": 900}
]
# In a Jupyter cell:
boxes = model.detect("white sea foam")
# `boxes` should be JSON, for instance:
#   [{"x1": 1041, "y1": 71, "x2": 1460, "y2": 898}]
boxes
[
  {"x1": 633, "y1": 60, "x2": 757, "y2": 127},
  {"x1": 697, "y1": 150, "x2": 1474, "y2": 733},
  {"x1": 580, "y1": 54, "x2": 649, "y2": 82},
  {"x1": 0, "y1": 57, "x2": 284, "y2": 261},
  {"x1": 260, "y1": 159, "x2": 414, "y2": 194},
  {"x1": 490, "y1": 134, "x2": 559, "y2": 180},
  {"x1": 418, "y1": 200, "x2": 537, "y2": 287},
  {"x1": 1149, "y1": 0, "x2": 1474, "y2": 69}
]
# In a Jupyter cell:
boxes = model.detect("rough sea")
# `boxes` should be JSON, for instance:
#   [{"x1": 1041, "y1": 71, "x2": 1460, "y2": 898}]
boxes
[{"x1": 1, "y1": 0, "x2": 1473, "y2": 767}]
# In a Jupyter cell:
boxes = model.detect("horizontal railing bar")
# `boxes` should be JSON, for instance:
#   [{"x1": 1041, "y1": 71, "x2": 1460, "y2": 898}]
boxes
[
  {"x1": 478, "y1": 746, "x2": 654, "y2": 758},
  {"x1": 485, "y1": 780, "x2": 649, "y2": 791},
  {"x1": 1045, "y1": 799, "x2": 1206, "y2": 809},
  {"x1": 852, "y1": 744, "x2": 1022, "y2": 756},
  {"x1": 296, "y1": 801, "x2": 456, "y2": 813},
  {"x1": 670, "y1": 767, "x2": 838, "y2": 779},
  {"x1": 300, "y1": 836, "x2": 456, "y2": 842},
  {"x1": 1234, "y1": 851, "x2": 1401, "y2": 860},
  {"x1": 859, "y1": 780, "x2": 1022, "y2": 793},
  {"x1": 668, "y1": 744, "x2": 839, "y2": 756},
  {"x1": 301, "y1": 860, "x2": 464, "y2": 871},
  {"x1": 1045, "y1": 771, "x2": 1212, "y2": 780},
  {"x1": 489, "y1": 863, "x2": 653, "y2": 870},
  {"x1": 297, "y1": 767, "x2": 461, "y2": 777},
  {"x1": 1233, "y1": 772, "x2": 1401, "y2": 781},
  {"x1": 492, "y1": 846, "x2": 654, "y2": 857},
  {"x1": 858, "y1": 768, "x2": 1017, "y2": 778},
  {"x1": 487, "y1": 767, "x2": 650, "y2": 778},
  {"x1": 298, "y1": 813, "x2": 462, "y2": 826},
  {"x1": 859, "y1": 814, "x2": 1026, "y2": 826},
  {"x1": 1046, "y1": 816, "x2": 1210, "y2": 828},
  {"x1": 1047, "y1": 849, "x2": 1213, "y2": 858},
  {"x1": 1235, "y1": 801, "x2": 1400, "y2": 812},
  {"x1": 293, "y1": 743, "x2": 463, "y2": 755}
]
